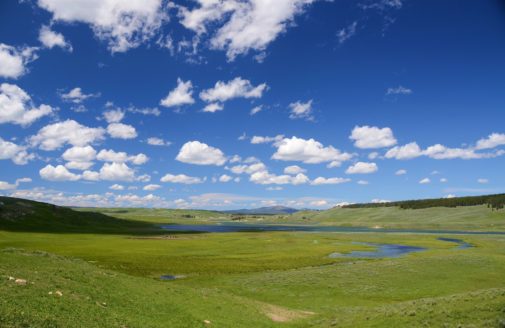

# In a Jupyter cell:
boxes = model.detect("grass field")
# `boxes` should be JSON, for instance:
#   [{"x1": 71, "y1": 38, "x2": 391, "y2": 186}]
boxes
[{"x1": 2, "y1": 196, "x2": 505, "y2": 327}]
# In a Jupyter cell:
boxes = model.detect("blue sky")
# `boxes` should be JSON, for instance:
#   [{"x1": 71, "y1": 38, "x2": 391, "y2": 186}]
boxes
[{"x1": 1, "y1": 0, "x2": 504, "y2": 209}]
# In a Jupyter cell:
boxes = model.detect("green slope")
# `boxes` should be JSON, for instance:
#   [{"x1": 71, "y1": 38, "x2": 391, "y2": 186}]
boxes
[{"x1": 0, "y1": 197, "x2": 157, "y2": 234}]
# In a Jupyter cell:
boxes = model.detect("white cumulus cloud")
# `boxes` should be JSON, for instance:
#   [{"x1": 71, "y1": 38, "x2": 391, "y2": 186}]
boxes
[
  {"x1": 40, "y1": 164, "x2": 81, "y2": 181},
  {"x1": 38, "y1": 25, "x2": 72, "y2": 51},
  {"x1": 350, "y1": 125, "x2": 397, "y2": 149},
  {"x1": 30, "y1": 120, "x2": 105, "y2": 151},
  {"x1": 160, "y1": 78, "x2": 195, "y2": 108},
  {"x1": 272, "y1": 136, "x2": 353, "y2": 164},
  {"x1": 107, "y1": 123, "x2": 137, "y2": 139},
  {"x1": 176, "y1": 141, "x2": 226, "y2": 165},
  {"x1": 0, "y1": 43, "x2": 38, "y2": 79},
  {"x1": 37, "y1": 0, "x2": 167, "y2": 53},
  {"x1": 200, "y1": 77, "x2": 267, "y2": 103},
  {"x1": 0, "y1": 83, "x2": 53, "y2": 126},
  {"x1": 160, "y1": 173, "x2": 204, "y2": 184},
  {"x1": 345, "y1": 162, "x2": 378, "y2": 174}
]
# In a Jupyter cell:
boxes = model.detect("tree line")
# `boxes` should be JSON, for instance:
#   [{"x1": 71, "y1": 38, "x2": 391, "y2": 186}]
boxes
[{"x1": 342, "y1": 194, "x2": 505, "y2": 210}]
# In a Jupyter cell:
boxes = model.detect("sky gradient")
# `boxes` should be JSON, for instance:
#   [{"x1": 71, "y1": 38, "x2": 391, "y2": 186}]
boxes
[{"x1": 1, "y1": 0, "x2": 505, "y2": 209}]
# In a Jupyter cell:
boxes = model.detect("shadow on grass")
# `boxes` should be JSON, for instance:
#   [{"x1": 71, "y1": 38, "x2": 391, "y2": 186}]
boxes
[{"x1": 0, "y1": 196, "x2": 198, "y2": 236}]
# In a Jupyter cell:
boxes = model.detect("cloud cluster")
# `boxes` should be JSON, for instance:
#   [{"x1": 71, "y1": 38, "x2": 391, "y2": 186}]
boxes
[
  {"x1": 0, "y1": 43, "x2": 38, "y2": 79},
  {"x1": 0, "y1": 83, "x2": 53, "y2": 126},
  {"x1": 30, "y1": 120, "x2": 105, "y2": 150},
  {"x1": 0, "y1": 137, "x2": 33, "y2": 165},
  {"x1": 179, "y1": 0, "x2": 317, "y2": 60},
  {"x1": 37, "y1": 0, "x2": 167, "y2": 53}
]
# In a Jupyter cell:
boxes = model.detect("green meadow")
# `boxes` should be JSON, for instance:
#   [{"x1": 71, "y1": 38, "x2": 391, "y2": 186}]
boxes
[{"x1": 1, "y1": 196, "x2": 505, "y2": 327}]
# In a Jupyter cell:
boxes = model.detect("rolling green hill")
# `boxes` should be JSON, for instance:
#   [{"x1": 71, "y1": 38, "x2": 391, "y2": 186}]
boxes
[{"x1": 0, "y1": 197, "x2": 157, "y2": 234}]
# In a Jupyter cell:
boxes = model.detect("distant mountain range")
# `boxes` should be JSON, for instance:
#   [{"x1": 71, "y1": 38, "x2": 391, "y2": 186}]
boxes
[{"x1": 223, "y1": 206, "x2": 300, "y2": 215}]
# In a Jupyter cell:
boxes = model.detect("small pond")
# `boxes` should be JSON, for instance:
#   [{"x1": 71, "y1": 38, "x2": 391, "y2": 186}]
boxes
[{"x1": 329, "y1": 242, "x2": 426, "y2": 259}]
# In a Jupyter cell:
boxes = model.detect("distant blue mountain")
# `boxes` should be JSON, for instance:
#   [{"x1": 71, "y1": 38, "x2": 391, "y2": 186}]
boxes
[{"x1": 223, "y1": 206, "x2": 299, "y2": 215}]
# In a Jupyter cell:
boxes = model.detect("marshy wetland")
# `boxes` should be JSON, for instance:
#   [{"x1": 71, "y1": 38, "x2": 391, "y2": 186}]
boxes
[{"x1": 1, "y1": 196, "x2": 505, "y2": 327}]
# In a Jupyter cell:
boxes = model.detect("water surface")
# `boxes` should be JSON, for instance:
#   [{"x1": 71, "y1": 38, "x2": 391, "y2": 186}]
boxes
[{"x1": 160, "y1": 223, "x2": 505, "y2": 235}]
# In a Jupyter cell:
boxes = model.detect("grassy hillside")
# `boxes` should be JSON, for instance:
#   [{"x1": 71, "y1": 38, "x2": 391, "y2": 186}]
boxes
[
  {"x1": 244, "y1": 205, "x2": 505, "y2": 231},
  {"x1": 2, "y1": 196, "x2": 505, "y2": 326},
  {"x1": 75, "y1": 206, "x2": 229, "y2": 224},
  {"x1": 344, "y1": 193, "x2": 505, "y2": 210},
  {"x1": 0, "y1": 197, "x2": 157, "y2": 234},
  {"x1": 0, "y1": 248, "x2": 280, "y2": 328}
]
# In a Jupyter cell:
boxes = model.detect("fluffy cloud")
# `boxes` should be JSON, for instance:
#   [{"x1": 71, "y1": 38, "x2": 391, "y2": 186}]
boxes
[
  {"x1": 395, "y1": 169, "x2": 407, "y2": 175},
  {"x1": 160, "y1": 78, "x2": 195, "y2": 108},
  {"x1": 475, "y1": 133, "x2": 505, "y2": 150},
  {"x1": 423, "y1": 144, "x2": 496, "y2": 160},
  {"x1": 60, "y1": 87, "x2": 99, "y2": 103},
  {"x1": 37, "y1": 0, "x2": 167, "y2": 53},
  {"x1": 107, "y1": 123, "x2": 137, "y2": 139},
  {"x1": 250, "y1": 171, "x2": 309, "y2": 185},
  {"x1": 143, "y1": 184, "x2": 161, "y2": 191},
  {"x1": 345, "y1": 162, "x2": 378, "y2": 174},
  {"x1": 250, "y1": 135, "x2": 284, "y2": 144},
  {"x1": 311, "y1": 177, "x2": 351, "y2": 185},
  {"x1": 386, "y1": 140, "x2": 505, "y2": 160},
  {"x1": 288, "y1": 100, "x2": 313, "y2": 120},
  {"x1": 147, "y1": 137, "x2": 170, "y2": 146},
  {"x1": 200, "y1": 77, "x2": 267, "y2": 103},
  {"x1": 477, "y1": 178, "x2": 489, "y2": 184},
  {"x1": 38, "y1": 25, "x2": 72, "y2": 51},
  {"x1": 385, "y1": 142, "x2": 422, "y2": 159},
  {"x1": 419, "y1": 178, "x2": 430, "y2": 184},
  {"x1": 272, "y1": 136, "x2": 353, "y2": 164},
  {"x1": 202, "y1": 103, "x2": 223, "y2": 113},
  {"x1": 350, "y1": 126, "x2": 397, "y2": 149},
  {"x1": 284, "y1": 165, "x2": 306, "y2": 175},
  {"x1": 160, "y1": 173, "x2": 204, "y2": 184},
  {"x1": 228, "y1": 162, "x2": 266, "y2": 175},
  {"x1": 62, "y1": 145, "x2": 97, "y2": 171},
  {"x1": 30, "y1": 120, "x2": 106, "y2": 150},
  {"x1": 179, "y1": 0, "x2": 317, "y2": 60},
  {"x1": 176, "y1": 141, "x2": 226, "y2": 165},
  {"x1": 0, "y1": 83, "x2": 54, "y2": 126},
  {"x1": 96, "y1": 149, "x2": 148, "y2": 165},
  {"x1": 98, "y1": 162, "x2": 135, "y2": 181},
  {"x1": 39, "y1": 164, "x2": 81, "y2": 181},
  {"x1": 0, "y1": 43, "x2": 38, "y2": 79},
  {"x1": 0, "y1": 177, "x2": 31, "y2": 190},
  {"x1": 103, "y1": 108, "x2": 124, "y2": 123},
  {"x1": 0, "y1": 137, "x2": 33, "y2": 165},
  {"x1": 62, "y1": 145, "x2": 96, "y2": 162},
  {"x1": 0, "y1": 181, "x2": 17, "y2": 190}
]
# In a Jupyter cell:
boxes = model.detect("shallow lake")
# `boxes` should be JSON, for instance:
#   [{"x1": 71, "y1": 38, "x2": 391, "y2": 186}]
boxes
[
  {"x1": 160, "y1": 223, "x2": 505, "y2": 235},
  {"x1": 328, "y1": 238, "x2": 473, "y2": 259},
  {"x1": 329, "y1": 242, "x2": 426, "y2": 259}
]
